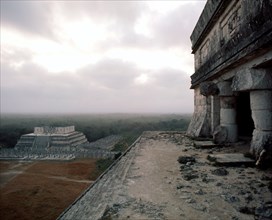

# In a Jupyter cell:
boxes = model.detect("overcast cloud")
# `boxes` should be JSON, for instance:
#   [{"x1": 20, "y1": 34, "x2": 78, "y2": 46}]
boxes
[{"x1": 1, "y1": 0, "x2": 206, "y2": 114}]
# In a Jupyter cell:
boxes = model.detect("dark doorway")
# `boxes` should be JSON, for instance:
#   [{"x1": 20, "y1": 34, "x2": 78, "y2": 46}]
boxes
[{"x1": 236, "y1": 92, "x2": 254, "y2": 137}]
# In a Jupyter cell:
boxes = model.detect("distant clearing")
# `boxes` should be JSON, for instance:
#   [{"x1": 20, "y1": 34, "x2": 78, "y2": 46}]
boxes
[{"x1": 0, "y1": 159, "x2": 98, "y2": 220}]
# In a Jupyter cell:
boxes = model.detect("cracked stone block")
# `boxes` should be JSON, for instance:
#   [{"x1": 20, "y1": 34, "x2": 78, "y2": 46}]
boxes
[
  {"x1": 200, "y1": 81, "x2": 219, "y2": 96},
  {"x1": 251, "y1": 110, "x2": 272, "y2": 131},
  {"x1": 231, "y1": 69, "x2": 272, "y2": 91},
  {"x1": 250, "y1": 90, "x2": 272, "y2": 110}
]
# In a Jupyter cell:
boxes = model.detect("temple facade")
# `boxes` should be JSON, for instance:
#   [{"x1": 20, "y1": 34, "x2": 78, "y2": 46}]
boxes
[
  {"x1": 15, "y1": 126, "x2": 88, "y2": 150},
  {"x1": 187, "y1": 0, "x2": 272, "y2": 162}
]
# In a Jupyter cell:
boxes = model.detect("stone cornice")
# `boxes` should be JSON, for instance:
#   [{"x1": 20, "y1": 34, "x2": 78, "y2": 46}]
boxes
[
  {"x1": 190, "y1": 0, "x2": 230, "y2": 53},
  {"x1": 190, "y1": 19, "x2": 272, "y2": 89}
]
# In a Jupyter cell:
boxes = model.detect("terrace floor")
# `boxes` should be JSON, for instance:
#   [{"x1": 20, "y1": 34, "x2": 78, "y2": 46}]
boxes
[{"x1": 59, "y1": 131, "x2": 272, "y2": 220}]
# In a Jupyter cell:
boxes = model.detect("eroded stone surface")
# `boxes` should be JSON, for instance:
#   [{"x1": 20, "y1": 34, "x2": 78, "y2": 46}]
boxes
[
  {"x1": 231, "y1": 70, "x2": 272, "y2": 92},
  {"x1": 250, "y1": 90, "x2": 272, "y2": 110},
  {"x1": 200, "y1": 81, "x2": 219, "y2": 96},
  {"x1": 58, "y1": 132, "x2": 272, "y2": 220},
  {"x1": 187, "y1": 0, "x2": 272, "y2": 162}
]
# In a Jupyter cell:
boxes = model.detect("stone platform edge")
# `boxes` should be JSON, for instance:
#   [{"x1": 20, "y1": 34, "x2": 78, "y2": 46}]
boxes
[{"x1": 56, "y1": 135, "x2": 142, "y2": 220}]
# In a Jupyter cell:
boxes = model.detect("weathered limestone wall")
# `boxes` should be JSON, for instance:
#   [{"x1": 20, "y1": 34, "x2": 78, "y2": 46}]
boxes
[
  {"x1": 187, "y1": 87, "x2": 211, "y2": 137},
  {"x1": 187, "y1": 0, "x2": 272, "y2": 162},
  {"x1": 16, "y1": 128, "x2": 87, "y2": 149},
  {"x1": 34, "y1": 126, "x2": 75, "y2": 134},
  {"x1": 190, "y1": 0, "x2": 272, "y2": 88}
]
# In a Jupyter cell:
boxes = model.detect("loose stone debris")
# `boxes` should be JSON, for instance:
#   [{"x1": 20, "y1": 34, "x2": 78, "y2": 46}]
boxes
[
  {"x1": 58, "y1": 132, "x2": 272, "y2": 220},
  {"x1": 177, "y1": 156, "x2": 196, "y2": 164},
  {"x1": 211, "y1": 167, "x2": 229, "y2": 176}
]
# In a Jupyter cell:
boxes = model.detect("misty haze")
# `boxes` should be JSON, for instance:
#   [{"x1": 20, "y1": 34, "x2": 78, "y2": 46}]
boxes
[
  {"x1": 1, "y1": 0, "x2": 271, "y2": 220},
  {"x1": 1, "y1": 1, "x2": 205, "y2": 114}
]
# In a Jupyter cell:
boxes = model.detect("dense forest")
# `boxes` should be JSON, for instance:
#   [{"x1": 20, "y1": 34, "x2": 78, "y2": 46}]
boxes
[{"x1": 0, "y1": 113, "x2": 192, "y2": 149}]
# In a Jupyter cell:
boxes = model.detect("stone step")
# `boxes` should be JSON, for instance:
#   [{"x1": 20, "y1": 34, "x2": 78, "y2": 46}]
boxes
[
  {"x1": 194, "y1": 140, "x2": 220, "y2": 149},
  {"x1": 207, "y1": 153, "x2": 255, "y2": 166}
]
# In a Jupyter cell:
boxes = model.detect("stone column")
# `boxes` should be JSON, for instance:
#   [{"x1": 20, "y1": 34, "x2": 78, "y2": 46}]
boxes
[
  {"x1": 220, "y1": 96, "x2": 238, "y2": 142},
  {"x1": 214, "y1": 81, "x2": 238, "y2": 143},
  {"x1": 211, "y1": 95, "x2": 220, "y2": 134},
  {"x1": 250, "y1": 90, "x2": 272, "y2": 157},
  {"x1": 186, "y1": 86, "x2": 212, "y2": 138},
  {"x1": 231, "y1": 68, "x2": 272, "y2": 162}
]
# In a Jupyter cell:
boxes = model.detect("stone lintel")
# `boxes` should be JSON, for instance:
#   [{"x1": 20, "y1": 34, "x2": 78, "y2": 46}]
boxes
[
  {"x1": 199, "y1": 81, "x2": 219, "y2": 96},
  {"x1": 231, "y1": 69, "x2": 272, "y2": 92}
]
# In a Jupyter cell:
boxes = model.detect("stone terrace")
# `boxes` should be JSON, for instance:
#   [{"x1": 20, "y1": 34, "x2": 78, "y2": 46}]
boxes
[{"x1": 58, "y1": 132, "x2": 272, "y2": 220}]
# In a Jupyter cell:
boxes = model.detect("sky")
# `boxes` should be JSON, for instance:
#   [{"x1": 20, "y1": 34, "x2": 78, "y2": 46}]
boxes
[{"x1": 1, "y1": 0, "x2": 206, "y2": 114}]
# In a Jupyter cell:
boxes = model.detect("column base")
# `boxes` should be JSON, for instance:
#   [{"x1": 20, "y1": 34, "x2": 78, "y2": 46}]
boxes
[
  {"x1": 250, "y1": 129, "x2": 272, "y2": 157},
  {"x1": 213, "y1": 124, "x2": 238, "y2": 144}
]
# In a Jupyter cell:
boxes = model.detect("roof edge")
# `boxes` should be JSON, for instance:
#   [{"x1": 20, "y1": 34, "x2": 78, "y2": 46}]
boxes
[{"x1": 190, "y1": 0, "x2": 231, "y2": 53}]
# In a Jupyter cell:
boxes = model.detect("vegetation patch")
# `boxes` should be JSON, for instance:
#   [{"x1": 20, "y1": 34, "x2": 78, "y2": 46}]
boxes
[
  {"x1": 0, "y1": 113, "x2": 191, "y2": 148},
  {"x1": 89, "y1": 158, "x2": 116, "y2": 180}
]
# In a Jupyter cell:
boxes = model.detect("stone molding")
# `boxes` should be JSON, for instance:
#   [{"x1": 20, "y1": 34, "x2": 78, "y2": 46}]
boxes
[
  {"x1": 190, "y1": 0, "x2": 272, "y2": 88},
  {"x1": 191, "y1": 0, "x2": 229, "y2": 52}
]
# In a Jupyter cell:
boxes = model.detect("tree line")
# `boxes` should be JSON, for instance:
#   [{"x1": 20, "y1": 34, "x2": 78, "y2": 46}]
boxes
[{"x1": 0, "y1": 113, "x2": 191, "y2": 148}]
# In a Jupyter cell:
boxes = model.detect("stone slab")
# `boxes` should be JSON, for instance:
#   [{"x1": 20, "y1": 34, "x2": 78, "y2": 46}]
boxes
[
  {"x1": 194, "y1": 141, "x2": 219, "y2": 149},
  {"x1": 207, "y1": 153, "x2": 255, "y2": 166}
]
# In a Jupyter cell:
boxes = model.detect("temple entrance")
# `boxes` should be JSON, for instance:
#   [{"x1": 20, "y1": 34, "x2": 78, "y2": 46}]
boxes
[{"x1": 236, "y1": 92, "x2": 254, "y2": 138}]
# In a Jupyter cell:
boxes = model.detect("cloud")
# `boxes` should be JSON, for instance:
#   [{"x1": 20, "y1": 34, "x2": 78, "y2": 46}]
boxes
[
  {"x1": 1, "y1": 46, "x2": 34, "y2": 70},
  {"x1": 0, "y1": 1, "x2": 205, "y2": 114},
  {"x1": 151, "y1": 3, "x2": 206, "y2": 49},
  {"x1": 56, "y1": 1, "x2": 146, "y2": 26},
  {"x1": 1, "y1": 58, "x2": 194, "y2": 114},
  {"x1": 152, "y1": 68, "x2": 191, "y2": 89},
  {"x1": 0, "y1": 1, "x2": 55, "y2": 38},
  {"x1": 79, "y1": 59, "x2": 139, "y2": 90}
]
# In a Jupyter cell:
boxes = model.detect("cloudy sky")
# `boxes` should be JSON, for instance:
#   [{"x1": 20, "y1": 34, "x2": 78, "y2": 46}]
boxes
[{"x1": 1, "y1": 0, "x2": 206, "y2": 114}]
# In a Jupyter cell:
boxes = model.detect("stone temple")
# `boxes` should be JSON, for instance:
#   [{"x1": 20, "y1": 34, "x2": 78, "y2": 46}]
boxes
[
  {"x1": 15, "y1": 126, "x2": 87, "y2": 150},
  {"x1": 55, "y1": 2, "x2": 272, "y2": 219},
  {"x1": 187, "y1": 0, "x2": 272, "y2": 163}
]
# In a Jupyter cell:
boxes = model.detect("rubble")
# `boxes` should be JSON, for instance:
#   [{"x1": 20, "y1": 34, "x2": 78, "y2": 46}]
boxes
[{"x1": 57, "y1": 132, "x2": 272, "y2": 220}]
